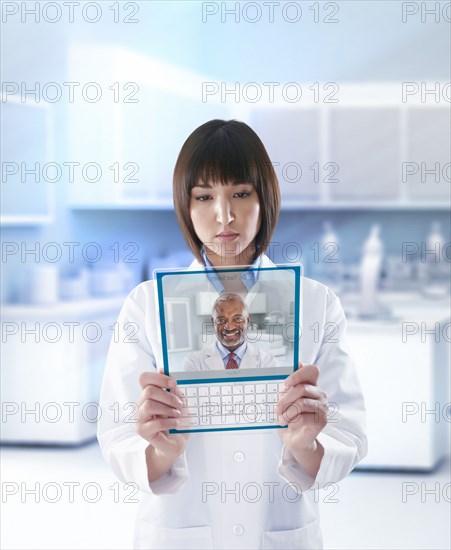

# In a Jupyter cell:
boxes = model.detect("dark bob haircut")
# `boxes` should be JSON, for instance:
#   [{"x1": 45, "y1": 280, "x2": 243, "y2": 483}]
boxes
[{"x1": 173, "y1": 119, "x2": 280, "y2": 264}]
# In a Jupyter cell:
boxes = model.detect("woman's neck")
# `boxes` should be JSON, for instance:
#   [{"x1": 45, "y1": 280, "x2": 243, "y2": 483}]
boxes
[{"x1": 204, "y1": 246, "x2": 257, "y2": 269}]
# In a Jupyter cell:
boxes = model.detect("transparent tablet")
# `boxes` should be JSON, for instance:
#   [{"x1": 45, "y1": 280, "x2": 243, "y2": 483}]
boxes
[{"x1": 154, "y1": 264, "x2": 302, "y2": 433}]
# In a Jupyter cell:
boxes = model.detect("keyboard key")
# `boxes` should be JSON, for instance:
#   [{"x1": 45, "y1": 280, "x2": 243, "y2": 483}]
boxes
[
  {"x1": 204, "y1": 404, "x2": 222, "y2": 416},
  {"x1": 267, "y1": 393, "x2": 277, "y2": 403},
  {"x1": 222, "y1": 395, "x2": 233, "y2": 406},
  {"x1": 233, "y1": 395, "x2": 244, "y2": 406},
  {"x1": 232, "y1": 385, "x2": 243, "y2": 395},
  {"x1": 244, "y1": 385, "x2": 255, "y2": 394},
  {"x1": 186, "y1": 407, "x2": 199, "y2": 417},
  {"x1": 209, "y1": 396, "x2": 221, "y2": 407},
  {"x1": 244, "y1": 395, "x2": 256, "y2": 404},
  {"x1": 267, "y1": 383, "x2": 278, "y2": 393},
  {"x1": 221, "y1": 385, "x2": 232, "y2": 395},
  {"x1": 266, "y1": 405, "x2": 277, "y2": 422},
  {"x1": 187, "y1": 397, "x2": 198, "y2": 407},
  {"x1": 255, "y1": 384, "x2": 266, "y2": 394},
  {"x1": 198, "y1": 386, "x2": 209, "y2": 397},
  {"x1": 256, "y1": 394, "x2": 266, "y2": 404},
  {"x1": 186, "y1": 387, "x2": 198, "y2": 397},
  {"x1": 210, "y1": 386, "x2": 220, "y2": 396},
  {"x1": 221, "y1": 414, "x2": 239, "y2": 425},
  {"x1": 200, "y1": 414, "x2": 211, "y2": 425}
]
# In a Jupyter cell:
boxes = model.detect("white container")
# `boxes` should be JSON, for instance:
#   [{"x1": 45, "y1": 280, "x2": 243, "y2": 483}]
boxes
[{"x1": 28, "y1": 266, "x2": 59, "y2": 304}]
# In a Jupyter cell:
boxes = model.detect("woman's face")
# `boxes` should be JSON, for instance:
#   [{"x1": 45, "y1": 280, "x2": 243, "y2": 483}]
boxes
[{"x1": 189, "y1": 181, "x2": 261, "y2": 266}]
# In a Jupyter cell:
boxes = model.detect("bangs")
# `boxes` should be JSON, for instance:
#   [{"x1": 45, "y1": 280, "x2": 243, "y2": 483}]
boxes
[{"x1": 186, "y1": 127, "x2": 260, "y2": 190}]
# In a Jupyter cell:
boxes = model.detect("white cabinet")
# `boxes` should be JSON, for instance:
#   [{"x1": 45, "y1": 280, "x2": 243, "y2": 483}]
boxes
[
  {"x1": 1, "y1": 99, "x2": 54, "y2": 225},
  {"x1": 406, "y1": 107, "x2": 451, "y2": 202},
  {"x1": 329, "y1": 107, "x2": 401, "y2": 200},
  {"x1": 1, "y1": 298, "x2": 123, "y2": 445},
  {"x1": 346, "y1": 296, "x2": 450, "y2": 470},
  {"x1": 243, "y1": 83, "x2": 450, "y2": 209},
  {"x1": 250, "y1": 108, "x2": 322, "y2": 201}
]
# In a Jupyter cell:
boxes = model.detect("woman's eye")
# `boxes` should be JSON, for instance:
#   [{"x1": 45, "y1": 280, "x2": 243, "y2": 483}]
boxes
[
  {"x1": 195, "y1": 195, "x2": 211, "y2": 201},
  {"x1": 234, "y1": 192, "x2": 250, "y2": 198}
]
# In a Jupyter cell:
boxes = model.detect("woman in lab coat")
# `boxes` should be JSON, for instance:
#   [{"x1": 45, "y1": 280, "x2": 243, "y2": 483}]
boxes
[{"x1": 97, "y1": 120, "x2": 367, "y2": 550}]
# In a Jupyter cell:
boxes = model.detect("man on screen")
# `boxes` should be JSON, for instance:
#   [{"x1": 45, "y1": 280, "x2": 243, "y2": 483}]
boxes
[{"x1": 182, "y1": 293, "x2": 276, "y2": 371}]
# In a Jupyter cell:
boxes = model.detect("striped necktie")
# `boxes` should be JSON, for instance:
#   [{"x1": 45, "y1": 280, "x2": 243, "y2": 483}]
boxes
[{"x1": 226, "y1": 352, "x2": 239, "y2": 369}]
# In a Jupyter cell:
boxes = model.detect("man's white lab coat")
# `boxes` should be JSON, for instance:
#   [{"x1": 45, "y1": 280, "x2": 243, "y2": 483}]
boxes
[
  {"x1": 183, "y1": 341, "x2": 276, "y2": 371},
  {"x1": 97, "y1": 255, "x2": 367, "y2": 549}
]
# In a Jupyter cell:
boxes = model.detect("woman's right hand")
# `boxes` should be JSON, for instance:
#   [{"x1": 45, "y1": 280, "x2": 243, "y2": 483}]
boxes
[{"x1": 137, "y1": 368, "x2": 190, "y2": 459}]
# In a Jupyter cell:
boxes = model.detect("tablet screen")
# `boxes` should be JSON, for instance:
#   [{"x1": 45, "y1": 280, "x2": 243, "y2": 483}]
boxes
[{"x1": 155, "y1": 264, "x2": 301, "y2": 383}]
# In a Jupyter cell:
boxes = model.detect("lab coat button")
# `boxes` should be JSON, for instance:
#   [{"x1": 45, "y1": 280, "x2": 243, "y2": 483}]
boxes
[
  {"x1": 233, "y1": 524, "x2": 244, "y2": 536},
  {"x1": 233, "y1": 451, "x2": 245, "y2": 463}
]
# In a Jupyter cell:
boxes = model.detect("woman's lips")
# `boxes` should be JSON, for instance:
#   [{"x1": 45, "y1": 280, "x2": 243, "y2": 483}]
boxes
[{"x1": 216, "y1": 232, "x2": 239, "y2": 242}]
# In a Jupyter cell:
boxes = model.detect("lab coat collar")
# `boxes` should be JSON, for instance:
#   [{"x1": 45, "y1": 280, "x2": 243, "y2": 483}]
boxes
[{"x1": 187, "y1": 254, "x2": 275, "y2": 270}]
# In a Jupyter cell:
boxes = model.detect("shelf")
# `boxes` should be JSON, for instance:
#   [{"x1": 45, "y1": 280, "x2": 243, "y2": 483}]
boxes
[
  {"x1": 69, "y1": 201, "x2": 451, "y2": 212},
  {"x1": 0, "y1": 214, "x2": 54, "y2": 226},
  {"x1": 2, "y1": 296, "x2": 126, "y2": 318}
]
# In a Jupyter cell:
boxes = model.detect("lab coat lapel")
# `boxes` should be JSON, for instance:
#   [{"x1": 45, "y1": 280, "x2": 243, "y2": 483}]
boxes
[
  {"x1": 204, "y1": 343, "x2": 222, "y2": 371},
  {"x1": 240, "y1": 343, "x2": 260, "y2": 369}
]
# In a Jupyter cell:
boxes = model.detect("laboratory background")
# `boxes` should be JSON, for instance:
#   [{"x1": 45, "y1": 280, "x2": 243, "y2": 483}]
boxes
[{"x1": 1, "y1": 1, "x2": 450, "y2": 549}]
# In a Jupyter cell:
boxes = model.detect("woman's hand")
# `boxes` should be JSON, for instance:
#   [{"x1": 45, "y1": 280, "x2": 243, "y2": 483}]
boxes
[
  {"x1": 137, "y1": 368, "x2": 190, "y2": 460},
  {"x1": 276, "y1": 363, "x2": 328, "y2": 476}
]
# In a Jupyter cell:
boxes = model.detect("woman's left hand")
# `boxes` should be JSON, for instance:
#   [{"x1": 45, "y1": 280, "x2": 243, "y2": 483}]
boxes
[{"x1": 276, "y1": 363, "x2": 328, "y2": 455}]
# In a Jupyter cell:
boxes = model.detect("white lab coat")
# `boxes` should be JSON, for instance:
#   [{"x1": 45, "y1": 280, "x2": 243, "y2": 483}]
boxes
[
  {"x1": 183, "y1": 342, "x2": 276, "y2": 371},
  {"x1": 97, "y1": 255, "x2": 367, "y2": 550}
]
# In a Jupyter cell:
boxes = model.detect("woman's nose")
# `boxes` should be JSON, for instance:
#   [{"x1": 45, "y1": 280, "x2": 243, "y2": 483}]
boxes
[{"x1": 215, "y1": 198, "x2": 234, "y2": 225}]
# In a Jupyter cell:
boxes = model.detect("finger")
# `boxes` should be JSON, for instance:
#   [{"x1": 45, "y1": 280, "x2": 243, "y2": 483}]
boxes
[
  {"x1": 277, "y1": 397, "x2": 313, "y2": 420},
  {"x1": 284, "y1": 364, "x2": 320, "y2": 389},
  {"x1": 173, "y1": 386, "x2": 185, "y2": 400},
  {"x1": 277, "y1": 395, "x2": 327, "y2": 420},
  {"x1": 137, "y1": 385, "x2": 184, "y2": 410},
  {"x1": 139, "y1": 370, "x2": 177, "y2": 390},
  {"x1": 279, "y1": 383, "x2": 322, "y2": 404},
  {"x1": 138, "y1": 400, "x2": 182, "y2": 422},
  {"x1": 277, "y1": 384, "x2": 322, "y2": 413},
  {"x1": 277, "y1": 401, "x2": 304, "y2": 423},
  {"x1": 278, "y1": 405, "x2": 327, "y2": 426},
  {"x1": 157, "y1": 369, "x2": 185, "y2": 399},
  {"x1": 140, "y1": 416, "x2": 180, "y2": 438}
]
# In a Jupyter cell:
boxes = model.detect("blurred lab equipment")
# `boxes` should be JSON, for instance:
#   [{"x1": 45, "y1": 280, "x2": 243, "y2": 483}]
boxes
[
  {"x1": 358, "y1": 224, "x2": 386, "y2": 318},
  {"x1": 60, "y1": 268, "x2": 90, "y2": 301},
  {"x1": 28, "y1": 266, "x2": 59, "y2": 305},
  {"x1": 89, "y1": 267, "x2": 125, "y2": 296},
  {"x1": 422, "y1": 221, "x2": 449, "y2": 299},
  {"x1": 312, "y1": 221, "x2": 342, "y2": 293}
]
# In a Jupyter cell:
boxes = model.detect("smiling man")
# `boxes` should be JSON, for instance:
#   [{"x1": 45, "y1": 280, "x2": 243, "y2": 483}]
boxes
[{"x1": 183, "y1": 293, "x2": 276, "y2": 371}]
